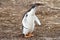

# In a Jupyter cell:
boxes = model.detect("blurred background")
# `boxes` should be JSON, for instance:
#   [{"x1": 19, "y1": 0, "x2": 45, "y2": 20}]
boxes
[{"x1": 0, "y1": 0, "x2": 60, "y2": 40}]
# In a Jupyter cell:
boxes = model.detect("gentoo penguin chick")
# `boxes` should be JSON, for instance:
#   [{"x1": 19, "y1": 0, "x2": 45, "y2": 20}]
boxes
[{"x1": 22, "y1": 3, "x2": 44, "y2": 38}]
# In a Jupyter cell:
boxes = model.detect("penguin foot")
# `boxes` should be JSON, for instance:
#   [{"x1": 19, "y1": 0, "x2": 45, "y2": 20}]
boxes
[
  {"x1": 29, "y1": 33, "x2": 34, "y2": 37},
  {"x1": 24, "y1": 33, "x2": 34, "y2": 38},
  {"x1": 24, "y1": 35, "x2": 31, "y2": 38}
]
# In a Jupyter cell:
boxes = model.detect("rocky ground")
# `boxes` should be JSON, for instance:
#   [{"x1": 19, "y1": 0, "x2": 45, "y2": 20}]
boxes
[{"x1": 0, "y1": 0, "x2": 60, "y2": 40}]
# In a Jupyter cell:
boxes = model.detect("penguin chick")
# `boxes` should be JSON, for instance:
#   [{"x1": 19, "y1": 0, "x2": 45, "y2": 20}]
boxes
[{"x1": 22, "y1": 3, "x2": 44, "y2": 38}]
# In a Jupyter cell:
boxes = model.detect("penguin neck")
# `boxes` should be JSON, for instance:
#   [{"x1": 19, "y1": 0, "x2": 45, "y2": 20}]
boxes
[{"x1": 28, "y1": 7, "x2": 36, "y2": 15}]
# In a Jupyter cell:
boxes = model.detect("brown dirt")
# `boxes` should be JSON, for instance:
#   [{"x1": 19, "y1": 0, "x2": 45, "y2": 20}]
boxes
[{"x1": 0, "y1": 0, "x2": 60, "y2": 40}]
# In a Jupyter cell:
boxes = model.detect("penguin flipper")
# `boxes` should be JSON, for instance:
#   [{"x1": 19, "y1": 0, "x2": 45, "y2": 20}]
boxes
[{"x1": 34, "y1": 15, "x2": 41, "y2": 25}]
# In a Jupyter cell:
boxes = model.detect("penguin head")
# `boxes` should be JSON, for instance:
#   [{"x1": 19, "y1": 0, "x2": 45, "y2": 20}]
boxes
[
  {"x1": 27, "y1": 3, "x2": 45, "y2": 12},
  {"x1": 31, "y1": 3, "x2": 45, "y2": 8}
]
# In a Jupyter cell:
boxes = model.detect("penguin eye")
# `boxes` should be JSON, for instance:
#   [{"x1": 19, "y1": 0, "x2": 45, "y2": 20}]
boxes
[{"x1": 25, "y1": 14, "x2": 28, "y2": 17}]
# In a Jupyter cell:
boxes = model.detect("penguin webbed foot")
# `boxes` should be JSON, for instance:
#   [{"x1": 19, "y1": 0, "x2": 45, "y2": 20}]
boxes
[{"x1": 24, "y1": 33, "x2": 34, "y2": 38}]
